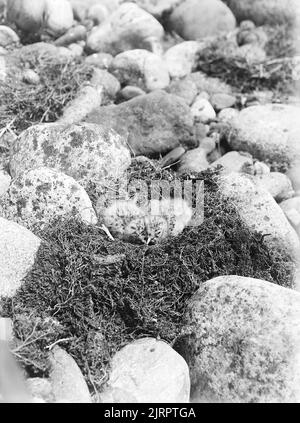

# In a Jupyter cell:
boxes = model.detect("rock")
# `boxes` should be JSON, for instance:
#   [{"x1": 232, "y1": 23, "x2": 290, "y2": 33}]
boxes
[
  {"x1": 191, "y1": 97, "x2": 216, "y2": 123},
  {"x1": 189, "y1": 72, "x2": 232, "y2": 95},
  {"x1": 177, "y1": 146, "x2": 209, "y2": 174},
  {"x1": 67, "y1": 43, "x2": 83, "y2": 57},
  {"x1": 0, "y1": 317, "x2": 13, "y2": 342},
  {"x1": 223, "y1": 0, "x2": 299, "y2": 25},
  {"x1": 0, "y1": 217, "x2": 40, "y2": 298},
  {"x1": 174, "y1": 275, "x2": 300, "y2": 402},
  {"x1": 218, "y1": 107, "x2": 239, "y2": 122},
  {"x1": 0, "y1": 25, "x2": 19, "y2": 47},
  {"x1": 120, "y1": 85, "x2": 146, "y2": 100},
  {"x1": 199, "y1": 137, "x2": 216, "y2": 154},
  {"x1": 85, "y1": 90, "x2": 196, "y2": 157},
  {"x1": 49, "y1": 346, "x2": 91, "y2": 403},
  {"x1": 280, "y1": 197, "x2": 300, "y2": 233},
  {"x1": 86, "y1": 3, "x2": 164, "y2": 55},
  {"x1": 54, "y1": 25, "x2": 87, "y2": 47},
  {"x1": 103, "y1": 338, "x2": 190, "y2": 403},
  {"x1": 219, "y1": 172, "x2": 300, "y2": 260},
  {"x1": 211, "y1": 151, "x2": 254, "y2": 174},
  {"x1": 253, "y1": 160, "x2": 270, "y2": 176},
  {"x1": 110, "y1": 49, "x2": 169, "y2": 92},
  {"x1": 22, "y1": 69, "x2": 40, "y2": 85},
  {"x1": 26, "y1": 378, "x2": 54, "y2": 403},
  {"x1": 90, "y1": 68, "x2": 121, "y2": 98},
  {"x1": 160, "y1": 146, "x2": 186, "y2": 169},
  {"x1": 164, "y1": 41, "x2": 205, "y2": 79},
  {"x1": 0, "y1": 170, "x2": 11, "y2": 197},
  {"x1": 226, "y1": 104, "x2": 300, "y2": 169},
  {"x1": 84, "y1": 52, "x2": 113, "y2": 69},
  {"x1": 9, "y1": 123, "x2": 131, "y2": 187},
  {"x1": 168, "y1": 0, "x2": 236, "y2": 40},
  {"x1": 167, "y1": 78, "x2": 197, "y2": 105},
  {"x1": 70, "y1": 0, "x2": 119, "y2": 22},
  {"x1": 7, "y1": 0, "x2": 46, "y2": 33},
  {"x1": 43, "y1": 0, "x2": 74, "y2": 37},
  {"x1": 254, "y1": 172, "x2": 295, "y2": 202},
  {"x1": 210, "y1": 93, "x2": 236, "y2": 111},
  {"x1": 135, "y1": 0, "x2": 181, "y2": 18},
  {"x1": 0, "y1": 167, "x2": 97, "y2": 230}
]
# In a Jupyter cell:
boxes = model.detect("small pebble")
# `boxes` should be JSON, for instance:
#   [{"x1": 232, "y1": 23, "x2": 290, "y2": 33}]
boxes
[{"x1": 22, "y1": 69, "x2": 40, "y2": 85}]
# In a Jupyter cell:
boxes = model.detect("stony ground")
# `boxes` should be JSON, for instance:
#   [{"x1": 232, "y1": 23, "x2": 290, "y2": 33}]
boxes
[{"x1": 0, "y1": 0, "x2": 300, "y2": 404}]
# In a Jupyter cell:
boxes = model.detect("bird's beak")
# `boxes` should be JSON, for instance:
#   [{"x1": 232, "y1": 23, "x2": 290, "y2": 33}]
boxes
[{"x1": 146, "y1": 237, "x2": 152, "y2": 245}]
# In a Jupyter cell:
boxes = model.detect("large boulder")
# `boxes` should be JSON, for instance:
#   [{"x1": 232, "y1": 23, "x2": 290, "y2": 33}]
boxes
[
  {"x1": 85, "y1": 91, "x2": 196, "y2": 157},
  {"x1": 101, "y1": 338, "x2": 190, "y2": 403},
  {"x1": 110, "y1": 49, "x2": 170, "y2": 92},
  {"x1": 86, "y1": 3, "x2": 164, "y2": 55},
  {"x1": 0, "y1": 217, "x2": 40, "y2": 298},
  {"x1": 168, "y1": 0, "x2": 236, "y2": 40},
  {"x1": 226, "y1": 104, "x2": 300, "y2": 170},
  {"x1": 9, "y1": 123, "x2": 131, "y2": 187},
  {"x1": 0, "y1": 167, "x2": 97, "y2": 230},
  {"x1": 174, "y1": 275, "x2": 300, "y2": 403},
  {"x1": 219, "y1": 172, "x2": 300, "y2": 261},
  {"x1": 223, "y1": 0, "x2": 299, "y2": 25}
]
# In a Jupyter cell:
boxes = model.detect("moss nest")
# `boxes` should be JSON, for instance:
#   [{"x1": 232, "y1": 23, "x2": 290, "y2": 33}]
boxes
[
  {"x1": 0, "y1": 165, "x2": 294, "y2": 395},
  {"x1": 196, "y1": 24, "x2": 296, "y2": 96},
  {"x1": 0, "y1": 55, "x2": 93, "y2": 136}
]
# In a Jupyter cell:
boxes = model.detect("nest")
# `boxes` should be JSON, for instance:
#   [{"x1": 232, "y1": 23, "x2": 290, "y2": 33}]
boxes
[{"x1": 0, "y1": 166, "x2": 294, "y2": 395}]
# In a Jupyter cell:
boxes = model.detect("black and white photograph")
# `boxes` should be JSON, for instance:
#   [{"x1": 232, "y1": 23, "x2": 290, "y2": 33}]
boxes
[{"x1": 0, "y1": 0, "x2": 300, "y2": 409}]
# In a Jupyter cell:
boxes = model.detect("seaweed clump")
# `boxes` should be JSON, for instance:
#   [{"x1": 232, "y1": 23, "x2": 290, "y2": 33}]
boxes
[{"x1": 0, "y1": 166, "x2": 294, "y2": 395}]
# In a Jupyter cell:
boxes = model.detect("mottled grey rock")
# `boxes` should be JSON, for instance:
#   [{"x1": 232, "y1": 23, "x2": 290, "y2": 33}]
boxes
[
  {"x1": 168, "y1": 0, "x2": 236, "y2": 40},
  {"x1": 110, "y1": 49, "x2": 169, "y2": 92},
  {"x1": 0, "y1": 217, "x2": 40, "y2": 298},
  {"x1": 175, "y1": 275, "x2": 300, "y2": 402},
  {"x1": 226, "y1": 104, "x2": 300, "y2": 169},
  {"x1": 89, "y1": 68, "x2": 121, "y2": 98},
  {"x1": 9, "y1": 122, "x2": 131, "y2": 187},
  {"x1": 7, "y1": 0, "x2": 45, "y2": 33},
  {"x1": 85, "y1": 90, "x2": 196, "y2": 157},
  {"x1": 219, "y1": 172, "x2": 300, "y2": 260},
  {"x1": 43, "y1": 0, "x2": 74, "y2": 37},
  {"x1": 86, "y1": 3, "x2": 164, "y2": 55},
  {"x1": 0, "y1": 167, "x2": 97, "y2": 230},
  {"x1": 103, "y1": 338, "x2": 190, "y2": 403},
  {"x1": 49, "y1": 346, "x2": 91, "y2": 403}
]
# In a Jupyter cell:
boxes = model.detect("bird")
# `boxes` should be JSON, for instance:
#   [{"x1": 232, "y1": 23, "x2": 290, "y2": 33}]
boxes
[
  {"x1": 102, "y1": 199, "x2": 145, "y2": 239},
  {"x1": 101, "y1": 198, "x2": 193, "y2": 245}
]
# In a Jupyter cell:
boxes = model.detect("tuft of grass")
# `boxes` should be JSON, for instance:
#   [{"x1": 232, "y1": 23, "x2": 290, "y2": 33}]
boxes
[
  {"x1": 196, "y1": 24, "x2": 296, "y2": 95},
  {"x1": 0, "y1": 166, "x2": 294, "y2": 395},
  {"x1": 0, "y1": 55, "x2": 93, "y2": 135}
]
